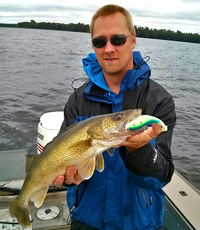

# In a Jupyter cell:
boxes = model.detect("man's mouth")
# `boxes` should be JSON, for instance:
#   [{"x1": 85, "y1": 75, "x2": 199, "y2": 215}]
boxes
[{"x1": 105, "y1": 57, "x2": 118, "y2": 62}]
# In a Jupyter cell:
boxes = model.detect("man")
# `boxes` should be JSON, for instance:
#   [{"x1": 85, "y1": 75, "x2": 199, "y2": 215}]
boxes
[{"x1": 54, "y1": 4, "x2": 176, "y2": 230}]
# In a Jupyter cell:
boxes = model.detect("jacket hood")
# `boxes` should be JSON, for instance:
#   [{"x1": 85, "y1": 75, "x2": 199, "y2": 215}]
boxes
[{"x1": 82, "y1": 51, "x2": 151, "y2": 93}]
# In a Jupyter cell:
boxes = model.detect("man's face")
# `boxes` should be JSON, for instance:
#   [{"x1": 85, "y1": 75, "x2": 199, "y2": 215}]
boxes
[{"x1": 92, "y1": 12, "x2": 136, "y2": 78}]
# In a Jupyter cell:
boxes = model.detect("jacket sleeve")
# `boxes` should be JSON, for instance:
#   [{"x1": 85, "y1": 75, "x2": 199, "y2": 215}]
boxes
[{"x1": 119, "y1": 81, "x2": 176, "y2": 190}]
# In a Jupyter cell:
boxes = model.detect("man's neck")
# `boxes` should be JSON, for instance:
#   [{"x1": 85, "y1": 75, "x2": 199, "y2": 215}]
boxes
[{"x1": 104, "y1": 73, "x2": 124, "y2": 95}]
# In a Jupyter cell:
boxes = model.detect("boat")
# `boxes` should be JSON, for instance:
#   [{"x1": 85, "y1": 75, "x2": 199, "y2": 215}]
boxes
[{"x1": 0, "y1": 112, "x2": 200, "y2": 230}]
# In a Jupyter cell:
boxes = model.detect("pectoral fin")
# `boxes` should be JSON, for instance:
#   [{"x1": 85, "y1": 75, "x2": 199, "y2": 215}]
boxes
[
  {"x1": 77, "y1": 156, "x2": 95, "y2": 180},
  {"x1": 107, "y1": 148, "x2": 115, "y2": 156},
  {"x1": 95, "y1": 154, "x2": 104, "y2": 172},
  {"x1": 31, "y1": 186, "x2": 48, "y2": 208}
]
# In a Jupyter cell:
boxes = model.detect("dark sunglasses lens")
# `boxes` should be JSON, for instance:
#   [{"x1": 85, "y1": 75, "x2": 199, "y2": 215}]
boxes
[
  {"x1": 111, "y1": 35, "x2": 126, "y2": 46},
  {"x1": 92, "y1": 38, "x2": 106, "y2": 48}
]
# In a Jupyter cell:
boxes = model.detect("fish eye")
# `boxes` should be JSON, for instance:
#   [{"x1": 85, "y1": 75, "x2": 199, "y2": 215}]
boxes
[{"x1": 114, "y1": 113, "x2": 123, "y2": 121}]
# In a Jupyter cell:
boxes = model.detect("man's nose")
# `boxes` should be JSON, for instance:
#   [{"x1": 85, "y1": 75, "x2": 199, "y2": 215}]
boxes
[{"x1": 104, "y1": 40, "x2": 115, "y2": 53}]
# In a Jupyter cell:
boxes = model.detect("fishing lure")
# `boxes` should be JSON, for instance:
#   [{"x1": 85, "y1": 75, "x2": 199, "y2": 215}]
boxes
[{"x1": 126, "y1": 115, "x2": 168, "y2": 132}]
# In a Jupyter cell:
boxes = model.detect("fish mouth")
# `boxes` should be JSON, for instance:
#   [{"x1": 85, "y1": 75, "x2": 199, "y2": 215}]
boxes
[
  {"x1": 127, "y1": 109, "x2": 142, "y2": 123},
  {"x1": 123, "y1": 109, "x2": 142, "y2": 132}
]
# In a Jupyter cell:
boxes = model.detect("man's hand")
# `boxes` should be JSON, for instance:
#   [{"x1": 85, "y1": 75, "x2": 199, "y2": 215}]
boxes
[
  {"x1": 54, "y1": 166, "x2": 84, "y2": 187},
  {"x1": 119, "y1": 123, "x2": 162, "y2": 153}
]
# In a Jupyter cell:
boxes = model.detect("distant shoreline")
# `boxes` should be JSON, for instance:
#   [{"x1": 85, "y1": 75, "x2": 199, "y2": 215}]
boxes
[{"x1": 1, "y1": 21, "x2": 200, "y2": 44}]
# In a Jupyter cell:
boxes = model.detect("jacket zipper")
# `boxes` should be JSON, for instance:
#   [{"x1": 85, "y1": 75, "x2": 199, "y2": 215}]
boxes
[
  {"x1": 141, "y1": 188, "x2": 153, "y2": 210},
  {"x1": 141, "y1": 188, "x2": 149, "y2": 210}
]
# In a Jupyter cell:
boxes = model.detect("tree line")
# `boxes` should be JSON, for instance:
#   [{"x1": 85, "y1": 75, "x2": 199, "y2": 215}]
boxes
[
  {"x1": 136, "y1": 26, "x2": 200, "y2": 44},
  {"x1": 18, "y1": 20, "x2": 90, "y2": 33},
  {"x1": 1, "y1": 20, "x2": 200, "y2": 44}
]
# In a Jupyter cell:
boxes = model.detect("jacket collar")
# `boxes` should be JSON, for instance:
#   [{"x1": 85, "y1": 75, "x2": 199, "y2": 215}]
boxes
[{"x1": 82, "y1": 51, "x2": 151, "y2": 98}]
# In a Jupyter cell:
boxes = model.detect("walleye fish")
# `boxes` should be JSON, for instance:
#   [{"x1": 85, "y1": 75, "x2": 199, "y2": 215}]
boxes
[{"x1": 9, "y1": 109, "x2": 146, "y2": 227}]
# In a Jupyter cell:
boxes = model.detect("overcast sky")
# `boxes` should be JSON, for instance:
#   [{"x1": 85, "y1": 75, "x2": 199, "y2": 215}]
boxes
[{"x1": 1, "y1": 0, "x2": 200, "y2": 34}]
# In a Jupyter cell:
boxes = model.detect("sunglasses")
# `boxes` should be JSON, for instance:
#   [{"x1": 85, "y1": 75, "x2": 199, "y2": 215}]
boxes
[{"x1": 92, "y1": 35, "x2": 131, "y2": 48}]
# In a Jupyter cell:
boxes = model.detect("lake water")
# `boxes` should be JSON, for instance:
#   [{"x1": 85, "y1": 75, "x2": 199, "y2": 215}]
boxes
[{"x1": 0, "y1": 28, "x2": 200, "y2": 191}]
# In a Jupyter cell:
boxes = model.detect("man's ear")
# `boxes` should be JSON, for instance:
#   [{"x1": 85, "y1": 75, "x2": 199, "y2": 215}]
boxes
[{"x1": 132, "y1": 34, "x2": 136, "y2": 49}]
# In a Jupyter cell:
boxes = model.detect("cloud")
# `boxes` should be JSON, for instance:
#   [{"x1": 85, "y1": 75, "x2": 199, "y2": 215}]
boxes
[
  {"x1": 0, "y1": 0, "x2": 200, "y2": 33},
  {"x1": 127, "y1": 3, "x2": 200, "y2": 33},
  {"x1": 0, "y1": 2, "x2": 95, "y2": 13},
  {"x1": 0, "y1": 2, "x2": 97, "y2": 25}
]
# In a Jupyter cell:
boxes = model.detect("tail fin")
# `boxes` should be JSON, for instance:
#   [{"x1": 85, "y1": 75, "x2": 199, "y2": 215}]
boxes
[{"x1": 9, "y1": 196, "x2": 31, "y2": 228}]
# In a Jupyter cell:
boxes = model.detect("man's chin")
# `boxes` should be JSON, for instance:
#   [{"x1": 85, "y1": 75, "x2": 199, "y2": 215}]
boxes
[{"x1": 104, "y1": 67, "x2": 121, "y2": 75}]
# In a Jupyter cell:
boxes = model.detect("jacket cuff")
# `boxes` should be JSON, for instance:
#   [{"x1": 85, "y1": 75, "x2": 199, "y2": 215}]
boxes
[{"x1": 119, "y1": 144, "x2": 158, "y2": 175}]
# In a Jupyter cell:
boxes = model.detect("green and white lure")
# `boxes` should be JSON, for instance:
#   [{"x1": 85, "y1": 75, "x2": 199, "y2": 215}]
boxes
[{"x1": 126, "y1": 115, "x2": 168, "y2": 132}]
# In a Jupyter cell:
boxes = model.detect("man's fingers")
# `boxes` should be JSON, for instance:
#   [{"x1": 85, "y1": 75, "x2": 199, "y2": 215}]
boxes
[
  {"x1": 73, "y1": 171, "x2": 84, "y2": 185},
  {"x1": 66, "y1": 167, "x2": 84, "y2": 185},
  {"x1": 66, "y1": 166, "x2": 76, "y2": 175},
  {"x1": 119, "y1": 124, "x2": 163, "y2": 153},
  {"x1": 54, "y1": 166, "x2": 84, "y2": 187},
  {"x1": 54, "y1": 175, "x2": 64, "y2": 187},
  {"x1": 146, "y1": 124, "x2": 162, "y2": 139},
  {"x1": 152, "y1": 123, "x2": 162, "y2": 135},
  {"x1": 65, "y1": 166, "x2": 76, "y2": 184},
  {"x1": 54, "y1": 166, "x2": 76, "y2": 187}
]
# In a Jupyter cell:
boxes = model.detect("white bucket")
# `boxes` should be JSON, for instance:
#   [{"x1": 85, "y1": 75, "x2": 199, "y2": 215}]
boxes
[{"x1": 37, "y1": 111, "x2": 64, "y2": 154}]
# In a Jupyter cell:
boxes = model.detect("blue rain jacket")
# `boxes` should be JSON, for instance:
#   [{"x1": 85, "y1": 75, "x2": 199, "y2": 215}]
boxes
[{"x1": 60, "y1": 51, "x2": 176, "y2": 230}]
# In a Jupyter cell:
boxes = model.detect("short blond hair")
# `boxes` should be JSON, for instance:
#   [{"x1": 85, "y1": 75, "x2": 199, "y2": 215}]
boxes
[{"x1": 90, "y1": 4, "x2": 136, "y2": 38}]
